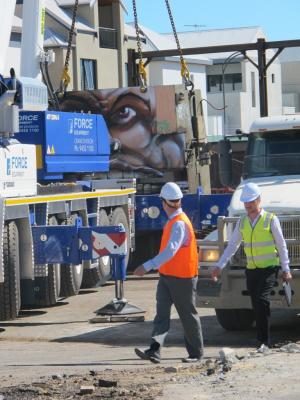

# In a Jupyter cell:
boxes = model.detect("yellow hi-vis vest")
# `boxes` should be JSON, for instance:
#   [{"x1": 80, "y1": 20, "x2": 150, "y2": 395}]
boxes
[{"x1": 239, "y1": 212, "x2": 280, "y2": 269}]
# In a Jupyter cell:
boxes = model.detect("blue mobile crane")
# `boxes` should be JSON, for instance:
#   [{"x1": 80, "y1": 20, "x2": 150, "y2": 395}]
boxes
[
  {"x1": 0, "y1": 0, "x2": 136, "y2": 321},
  {"x1": 0, "y1": 0, "x2": 232, "y2": 322}
]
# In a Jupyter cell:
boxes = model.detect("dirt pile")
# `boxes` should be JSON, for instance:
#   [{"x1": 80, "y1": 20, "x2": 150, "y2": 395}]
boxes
[{"x1": 0, "y1": 361, "x2": 218, "y2": 400}]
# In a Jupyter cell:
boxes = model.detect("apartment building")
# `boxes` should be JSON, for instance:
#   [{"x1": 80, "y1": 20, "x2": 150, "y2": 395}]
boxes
[
  {"x1": 166, "y1": 27, "x2": 283, "y2": 136},
  {"x1": 280, "y1": 47, "x2": 300, "y2": 113},
  {"x1": 6, "y1": 0, "x2": 127, "y2": 91},
  {"x1": 5, "y1": 3, "x2": 284, "y2": 137}
]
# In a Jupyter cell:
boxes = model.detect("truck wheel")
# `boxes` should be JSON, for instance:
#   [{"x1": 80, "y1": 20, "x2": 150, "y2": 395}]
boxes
[
  {"x1": 60, "y1": 214, "x2": 83, "y2": 297},
  {"x1": 0, "y1": 222, "x2": 21, "y2": 321},
  {"x1": 82, "y1": 210, "x2": 111, "y2": 288},
  {"x1": 215, "y1": 308, "x2": 254, "y2": 331},
  {"x1": 34, "y1": 216, "x2": 61, "y2": 306},
  {"x1": 111, "y1": 207, "x2": 130, "y2": 271}
]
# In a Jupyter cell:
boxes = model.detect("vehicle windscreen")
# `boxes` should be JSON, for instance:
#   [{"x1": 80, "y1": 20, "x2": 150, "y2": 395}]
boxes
[{"x1": 243, "y1": 130, "x2": 300, "y2": 178}]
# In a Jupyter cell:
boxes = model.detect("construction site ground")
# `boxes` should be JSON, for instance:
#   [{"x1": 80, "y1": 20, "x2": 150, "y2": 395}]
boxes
[{"x1": 0, "y1": 273, "x2": 300, "y2": 399}]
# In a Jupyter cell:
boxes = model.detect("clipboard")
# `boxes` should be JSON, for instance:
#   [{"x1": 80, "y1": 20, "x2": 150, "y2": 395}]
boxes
[{"x1": 283, "y1": 282, "x2": 292, "y2": 306}]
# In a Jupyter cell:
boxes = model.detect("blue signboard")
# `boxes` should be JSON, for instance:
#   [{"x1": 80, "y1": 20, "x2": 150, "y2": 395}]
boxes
[{"x1": 17, "y1": 111, "x2": 110, "y2": 180}]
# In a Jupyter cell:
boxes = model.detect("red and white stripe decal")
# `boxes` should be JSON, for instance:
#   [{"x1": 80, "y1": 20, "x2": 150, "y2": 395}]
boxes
[{"x1": 92, "y1": 231, "x2": 127, "y2": 257}]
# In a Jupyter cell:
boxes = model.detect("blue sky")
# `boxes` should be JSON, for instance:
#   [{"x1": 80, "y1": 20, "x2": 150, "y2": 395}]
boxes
[{"x1": 123, "y1": 0, "x2": 300, "y2": 41}]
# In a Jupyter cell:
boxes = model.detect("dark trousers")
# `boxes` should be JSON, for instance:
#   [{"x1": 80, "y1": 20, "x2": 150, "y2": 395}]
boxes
[
  {"x1": 246, "y1": 267, "x2": 278, "y2": 345},
  {"x1": 150, "y1": 274, "x2": 204, "y2": 358}
]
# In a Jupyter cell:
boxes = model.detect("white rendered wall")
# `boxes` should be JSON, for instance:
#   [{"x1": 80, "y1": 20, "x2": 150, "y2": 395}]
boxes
[
  {"x1": 148, "y1": 60, "x2": 209, "y2": 130},
  {"x1": 281, "y1": 60, "x2": 300, "y2": 112},
  {"x1": 4, "y1": 40, "x2": 21, "y2": 76},
  {"x1": 207, "y1": 58, "x2": 283, "y2": 135},
  {"x1": 267, "y1": 61, "x2": 282, "y2": 116}
]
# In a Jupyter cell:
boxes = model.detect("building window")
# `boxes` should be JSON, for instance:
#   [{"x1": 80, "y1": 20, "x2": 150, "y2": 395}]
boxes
[
  {"x1": 207, "y1": 75, "x2": 222, "y2": 92},
  {"x1": 99, "y1": 27, "x2": 118, "y2": 49},
  {"x1": 207, "y1": 73, "x2": 242, "y2": 93},
  {"x1": 225, "y1": 73, "x2": 242, "y2": 91},
  {"x1": 251, "y1": 71, "x2": 256, "y2": 108},
  {"x1": 98, "y1": 3, "x2": 118, "y2": 49},
  {"x1": 10, "y1": 32, "x2": 22, "y2": 43},
  {"x1": 272, "y1": 73, "x2": 275, "y2": 83},
  {"x1": 80, "y1": 59, "x2": 97, "y2": 90}
]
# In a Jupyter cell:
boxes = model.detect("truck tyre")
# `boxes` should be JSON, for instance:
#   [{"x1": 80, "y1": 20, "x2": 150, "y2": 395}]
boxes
[
  {"x1": 215, "y1": 308, "x2": 254, "y2": 331},
  {"x1": 60, "y1": 214, "x2": 83, "y2": 297},
  {"x1": 34, "y1": 216, "x2": 61, "y2": 306},
  {"x1": 111, "y1": 207, "x2": 130, "y2": 271},
  {"x1": 82, "y1": 210, "x2": 111, "y2": 288},
  {"x1": 0, "y1": 222, "x2": 21, "y2": 321}
]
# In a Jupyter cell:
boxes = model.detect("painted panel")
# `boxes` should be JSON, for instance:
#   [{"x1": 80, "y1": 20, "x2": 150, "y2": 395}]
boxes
[{"x1": 60, "y1": 86, "x2": 186, "y2": 175}]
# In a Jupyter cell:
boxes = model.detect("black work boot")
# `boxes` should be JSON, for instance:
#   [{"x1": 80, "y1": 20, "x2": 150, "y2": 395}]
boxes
[{"x1": 134, "y1": 347, "x2": 161, "y2": 364}]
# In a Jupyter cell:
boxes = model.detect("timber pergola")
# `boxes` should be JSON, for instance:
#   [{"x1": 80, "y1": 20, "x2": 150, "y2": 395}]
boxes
[{"x1": 128, "y1": 38, "x2": 300, "y2": 117}]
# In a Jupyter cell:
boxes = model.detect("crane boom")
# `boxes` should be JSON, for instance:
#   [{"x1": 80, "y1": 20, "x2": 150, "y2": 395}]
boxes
[
  {"x1": 0, "y1": 0, "x2": 17, "y2": 74},
  {"x1": 21, "y1": 0, "x2": 45, "y2": 80}
]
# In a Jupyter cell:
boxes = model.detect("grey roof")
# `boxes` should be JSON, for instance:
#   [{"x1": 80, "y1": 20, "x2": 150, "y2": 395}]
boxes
[
  {"x1": 163, "y1": 26, "x2": 270, "y2": 61},
  {"x1": 44, "y1": 27, "x2": 70, "y2": 47},
  {"x1": 12, "y1": 1, "x2": 96, "y2": 35},
  {"x1": 46, "y1": 0, "x2": 96, "y2": 33},
  {"x1": 57, "y1": 0, "x2": 128, "y2": 12},
  {"x1": 57, "y1": 0, "x2": 93, "y2": 5},
  {"x1": 124, "y1": 23, "x2": 142, "y2": 40},
  {"x1": 126, "y1": 23, "x2": 211, "y2": 65}
]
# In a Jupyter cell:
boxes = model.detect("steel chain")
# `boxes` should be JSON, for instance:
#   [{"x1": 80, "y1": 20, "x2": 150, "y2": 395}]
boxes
[
  {"x1": 132, "y1": 0, "x2": 147, "y2": 91},
  {"x1": 60, "y1": 0, "x2": 79, "y2": 93},
  {"x1": 164, "y1": 0, "x2": 193, "y2": 90},
  {"x1": 65, "y1": 0, "x2": 78, "y2": 69}
]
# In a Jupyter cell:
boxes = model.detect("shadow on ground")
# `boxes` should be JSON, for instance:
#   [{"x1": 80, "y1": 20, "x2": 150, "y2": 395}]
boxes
[{"x1": 52, "y1": 309, "x2": 300, "y2": 348}]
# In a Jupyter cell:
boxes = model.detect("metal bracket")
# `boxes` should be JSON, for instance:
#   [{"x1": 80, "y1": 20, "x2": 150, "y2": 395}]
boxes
[{"x1": 32, "y1": 225, "x2": 127, "y2": 264}]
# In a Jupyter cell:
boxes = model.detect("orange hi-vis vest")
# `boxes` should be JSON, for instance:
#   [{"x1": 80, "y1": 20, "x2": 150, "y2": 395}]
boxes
[{"x1": 159, "y1": 212, "x2": 198, "y2": 278}]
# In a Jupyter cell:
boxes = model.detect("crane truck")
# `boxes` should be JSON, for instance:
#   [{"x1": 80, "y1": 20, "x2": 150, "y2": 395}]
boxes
[
  {"x1": 0, "y1": 0, "x2": 136, "y2": 321},
  {"x1": 0, "y1": 0, "x2": 232, "y2": 323},
  {"x1": 197, "y1": 115, "x2": 300, "y2": 330},
  {"x1": 59, "y1": 85, "x2": 231, "y2": 267}
]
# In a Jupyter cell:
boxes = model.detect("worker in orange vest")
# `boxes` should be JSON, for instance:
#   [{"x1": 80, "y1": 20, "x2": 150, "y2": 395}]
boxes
[{"x1": 134, "y1": 182, "x2": 204, "y2": 363}]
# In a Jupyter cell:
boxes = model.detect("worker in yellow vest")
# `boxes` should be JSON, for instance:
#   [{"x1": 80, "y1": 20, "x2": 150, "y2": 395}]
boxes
[
  {"x1": 212, "y1": 182, "x2": 292, "y2": 350},
  {"x1": 134, "y1": 182, "x2": 204, "y2": 363}
]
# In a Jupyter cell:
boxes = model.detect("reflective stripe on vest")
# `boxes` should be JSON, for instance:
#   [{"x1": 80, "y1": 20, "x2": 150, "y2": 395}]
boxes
[
  {"x1": 158, "y1": 212, "x2": 198, "y2": 278},
  {"x1": 240, "y1": 212, "x2": 280, "y2": 269}
]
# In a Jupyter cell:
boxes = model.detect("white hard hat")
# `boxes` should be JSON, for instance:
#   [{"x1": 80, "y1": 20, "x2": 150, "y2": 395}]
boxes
[
  {"x1": 240, "y1": 182, "x2": 261, "y2": 203},
  {"x1": 160, "y1": 182, "x2": 183, "y2": 201}
]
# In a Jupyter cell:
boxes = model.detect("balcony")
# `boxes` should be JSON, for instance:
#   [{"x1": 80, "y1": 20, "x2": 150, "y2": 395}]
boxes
[{"x1": 99, "y1": 27, "x2": 117, "y2": 49}]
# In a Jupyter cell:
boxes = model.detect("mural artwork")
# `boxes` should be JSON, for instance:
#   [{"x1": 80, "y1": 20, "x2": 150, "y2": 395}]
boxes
[{"x1": 60, "y1": 86, "x2": 186, "y2": 176}]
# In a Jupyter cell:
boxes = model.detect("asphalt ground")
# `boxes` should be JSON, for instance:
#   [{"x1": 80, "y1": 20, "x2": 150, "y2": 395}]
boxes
[{"x1": 0, "y1": 273, "x2": 300, "y2": 389}]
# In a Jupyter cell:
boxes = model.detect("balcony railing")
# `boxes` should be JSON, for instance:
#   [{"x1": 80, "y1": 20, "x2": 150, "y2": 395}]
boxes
[{"x1": 99, "y1": 27, "x2": 117, "y2": 49}]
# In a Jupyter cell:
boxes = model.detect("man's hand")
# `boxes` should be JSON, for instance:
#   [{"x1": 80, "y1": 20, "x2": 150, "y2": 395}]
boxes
[
  {"x1": 211, "y1": 267, "x2": 221, "y2": 282},
  {"x1": 133, "y1": 265, "x2": 146, "y2": 277},
  {"x1": 282, "y1": 271, "x2": 292, "y2": 282}
]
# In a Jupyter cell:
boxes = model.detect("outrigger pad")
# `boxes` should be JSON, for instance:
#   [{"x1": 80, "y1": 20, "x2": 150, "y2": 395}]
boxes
[{"x1": 95, "y1": 299, "x2": 145, "y2": 316}]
